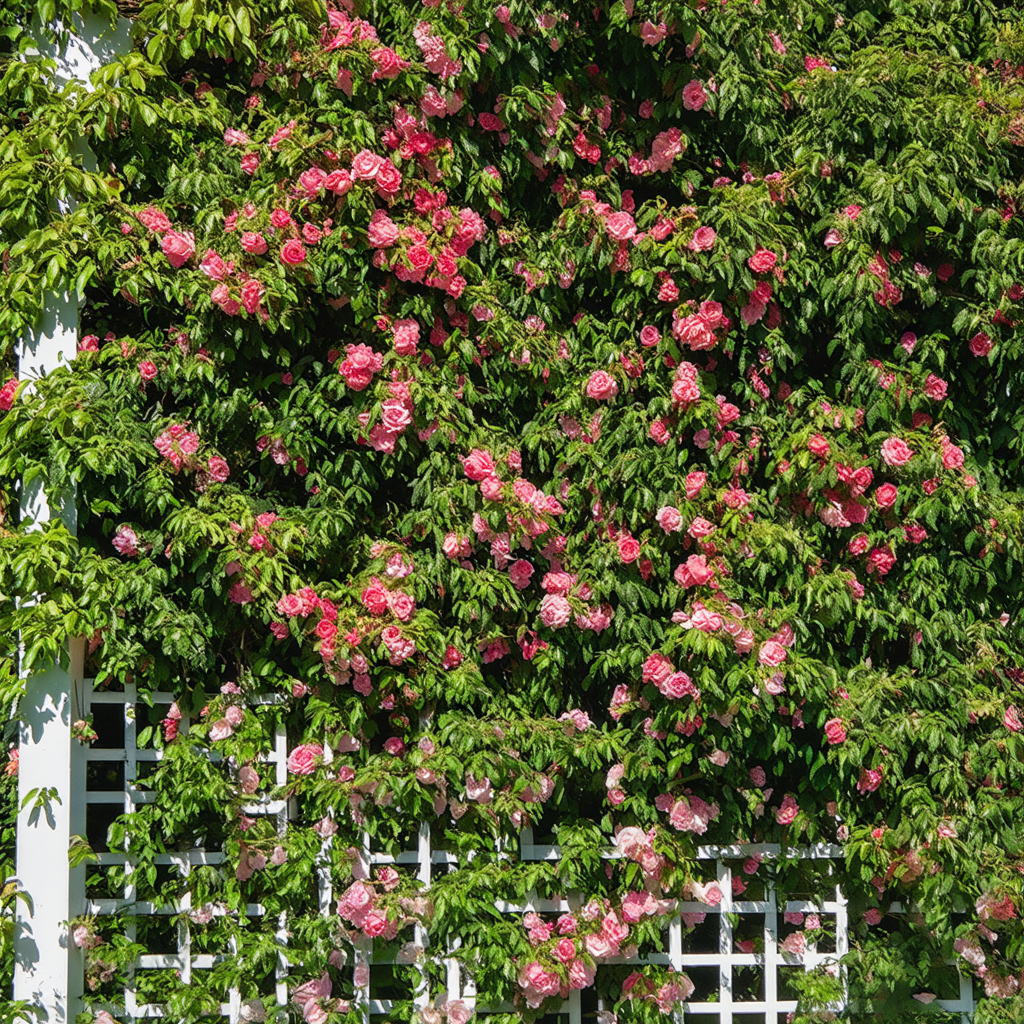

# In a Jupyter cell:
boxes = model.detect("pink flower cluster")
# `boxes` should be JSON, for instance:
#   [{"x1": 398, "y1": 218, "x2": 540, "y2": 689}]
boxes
[{"x1": 153, "y1": 423, "x2": 200, "y2": 471}]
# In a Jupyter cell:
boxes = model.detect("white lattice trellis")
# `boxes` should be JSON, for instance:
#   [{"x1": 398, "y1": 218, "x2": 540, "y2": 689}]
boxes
[
  {"x1": 81, "y1": 682, "x2": 291, "y2": 1020},
  {"x1": 72, "y1": 683, "x2": 977, "y2": 1024}
]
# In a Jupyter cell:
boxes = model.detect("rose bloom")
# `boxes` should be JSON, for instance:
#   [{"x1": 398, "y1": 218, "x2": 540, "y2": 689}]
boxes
[
  {"x1": 875, "y1": 483, "x2": 898, "y2": 507},
  {"x1": 207, "y1": 456, "x2": 230, "y2": 482},
  {"x1": 463, "y1": 448, "x2": 495, "y2": 480},
  {"x1": 807, "y1": 433, "x2": 830, "y2": 459},
  {"x1": 161, "y1": 230, "x2": 195, "y2": 268},
  {"x1": 682, "y1": 79, "x2": 707, "y2": 111},
  {"x1": 540, "y1": 593, "x2": 572, "y2": 628},
  {"x1": 639, "y1": 325, "x2": 660, "y2": 347},
  {"x1": 748, "y1": 248, "x2": 777, "y2": 273},
  {"x1": 280, "y1": 239, "x2": 307, "y2": 265},
  {"x1": 605, "y1": 211, "x2": 637, "y2": 241},
  {"x1": 758, "y1": 640, "x2": 787, "y2": 666},
  {"x1": 969, "y1": 331, "x2": 992, "y2": 357},
  {"x1": 586, "y1": 370, "x2": 618, "y2": 400},
  {"x1": 775, "y1": 794, "x2": 799, "y2": 825},
  {"x1": 685, "y1": 471, "x2": 706, "y2": 499},
  {"x1": 618, "y1": 536, "x2": 640, "y2": 563},
  {"x1": 240, "y1": 231, "x2": 268, "y2": 255},
  {"x1": 351, "y1": 149, "x2": 385, "y2": 179},
  {"x1": 824, "y1": 718, "x2": 847, "y2": 744},
  {"x1": 880, "y1": 436, "x2": 913, "y2": 466},
  {"x1": 287, "y1": 744, "x2": 321, "y2": 775},
  {"x1": 657, "y1": 506, "x2": 683, "y2": 532},
  {"x1": 688, "y1": 226, "x2": 716, "y2": 251}
]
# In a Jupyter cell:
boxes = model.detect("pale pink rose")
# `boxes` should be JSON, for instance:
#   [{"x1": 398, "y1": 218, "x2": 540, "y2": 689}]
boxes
[
  {"x1": 880, "y1": 436, "x2": 913, "y2": 466},
  {"x1": 238, "y1": 765, "x2": 260, "y2": 794},
  {"x1": 657, "y1": 506, "x2": 683, "y2": 532},
  {"x1": 758, "y1": 640, "x2": 787, "y2": 666},
  {"x1": 209, "y1": 719, "x2": 233, "y2": 741},
  {"x1": 287, "y1": 744, "x2": 322, "y2": 775},
  {"x1": 540, "y1": 593, "x2": 571, "y2": 628},
  {"x1": 775, "y1": 794, "x2": 799, "y2": 825},
  {"x1": 586, "y1": 370, "x2": 619, "y2": 400},
  {"x1": 685, "y1": 470, "x2": 706, "y2": 499},
  {"x1": 351, "y1": 149, "x2": 384, "y2": 179},
  {"x1": 606, "y1": 211, "x2": 637, "y2": 241},
  {"x1": 161, "y1": 230, "x2": 196, "y2": 268}
]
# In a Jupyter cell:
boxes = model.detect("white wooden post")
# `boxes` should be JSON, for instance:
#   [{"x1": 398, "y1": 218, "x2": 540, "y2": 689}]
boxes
[{"x1": 12, "y1": 10, "x2": 130, "y2": 1022}]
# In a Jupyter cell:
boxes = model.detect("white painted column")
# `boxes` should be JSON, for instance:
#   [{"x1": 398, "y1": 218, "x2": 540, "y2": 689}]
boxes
[{"x1": 12, "y1": 10, "x2": 131, "y2": 1022}]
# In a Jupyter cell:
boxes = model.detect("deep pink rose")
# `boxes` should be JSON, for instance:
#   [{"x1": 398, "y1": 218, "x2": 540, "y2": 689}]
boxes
[
  {"x1": 875, "y1": 483, "x2": 897, "y2": 508},
  {"x1": 969, "y1": 332, "x2": 992, "y2": 357},
  {"x1": 280, "y1": 240, "x2": 307, "y2": 266},
  {"x1": 207, "y1": 456, "x2": 230, "y2": 482},
  {"x1": 748, "y1": 248, "x2": 777, "y2": 273}
]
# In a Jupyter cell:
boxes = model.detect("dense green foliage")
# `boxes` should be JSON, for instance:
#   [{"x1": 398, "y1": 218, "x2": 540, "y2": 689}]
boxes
[{"x1": 1, "y1": 0, "x2": 1024, "y2": 1020}]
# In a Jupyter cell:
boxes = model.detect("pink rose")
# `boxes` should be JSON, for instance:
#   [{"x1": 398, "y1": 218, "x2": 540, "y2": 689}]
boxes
[
  {"x1": 747, "y1": 248, "x2": 777, "y2": 273},
  {"x1": 685, "y1": 471, "x2": 706, "y2": 499},
  {"x1": 880, "y1": 436, "x2": 913, "y2": 466},
  {"x1": 775, "y1": 794, "x2": 799, "y2": 825},
  {"x1": 618, "y1": 536, "x2": 641, "y2": 563},
  {"x1": 639, "y1": 325, "x2": 660, "y2": 346},
  {"x1": 287, "y1": 744, "x2": 322, "y2": 775},
  {"x1": 240, "y1": 152, "x2": 260, "y2": 175},
  {"x1": 674, "y1": 554, "x2": 713, "y2": 588},
  {"x1": 161, "y1": 230, "x2": 196, "y2": 268},
  {"x1": 875, "y1": 483, "x2": 898, "y2": 508},
  {"x1": 657, "y1": 506, "x2": 683, "y2": 532},
  {"x1": 969, "y1": 332, "x2": 992, "y2": 357},
  {"x1": 682, "y1": 79, "x2": 707, "y2": 111},
  {"x1": 586, "y1": 370, "x2": 619, "y2": 400},
  {"x1": 1005, "y1": 705, "x2": 1022, "y2": 733},
  {"x1": 606, "y1": 211, "x2": 637, "y2": 241},
  {"x1": 463, "y1": 448, "x2": 495, "y2": 480},
  {"x1": 351, "y1": 149, "x2": 385, "y2": 180},
  {"x1": 241, "y1": 231, "x2": 268, "y2": 255},
  {"x1": 209, "y1": 719, "x2": 233, "y2": 741},
  {"x1": 807, "y1": 433, "x2": 830, "y2": 459},
  {"x1": 759, "y1": 640, "x2": 787, "y2": 665},
  {"x1": 824, "y1": 718, "x2": 846, "y2": 744},
  {"x1": 540, "y1": 594, "x2": 572, "y2": 628},
  {"x1": 688, "y1": 226, "x2": 716, "y2": 251},
  {"x1": 207, "y1": 456, "x2": 230, "y2": 482},
  {"x1": 280, "y1": 240, "x2": 307, "y2": 266}
]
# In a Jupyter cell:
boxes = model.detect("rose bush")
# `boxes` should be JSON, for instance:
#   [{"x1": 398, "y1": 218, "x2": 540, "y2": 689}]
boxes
[{"x1": 1, "y1": 0, "x2": 1023, "y2": 1020}]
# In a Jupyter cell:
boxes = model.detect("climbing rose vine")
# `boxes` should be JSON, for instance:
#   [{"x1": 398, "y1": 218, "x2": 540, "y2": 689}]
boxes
[{"x1": 1, "y1": 0, "x2": 1024, "y2": 1020}]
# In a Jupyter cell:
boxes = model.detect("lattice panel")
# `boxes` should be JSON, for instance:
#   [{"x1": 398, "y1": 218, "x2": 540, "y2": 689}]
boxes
[
  {"x1": 76, "y1": 682, "x2": 975, "y2": 1023},
  {"x1": 81, "y1": 682, "x2": 290, "y2": 1020}
]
